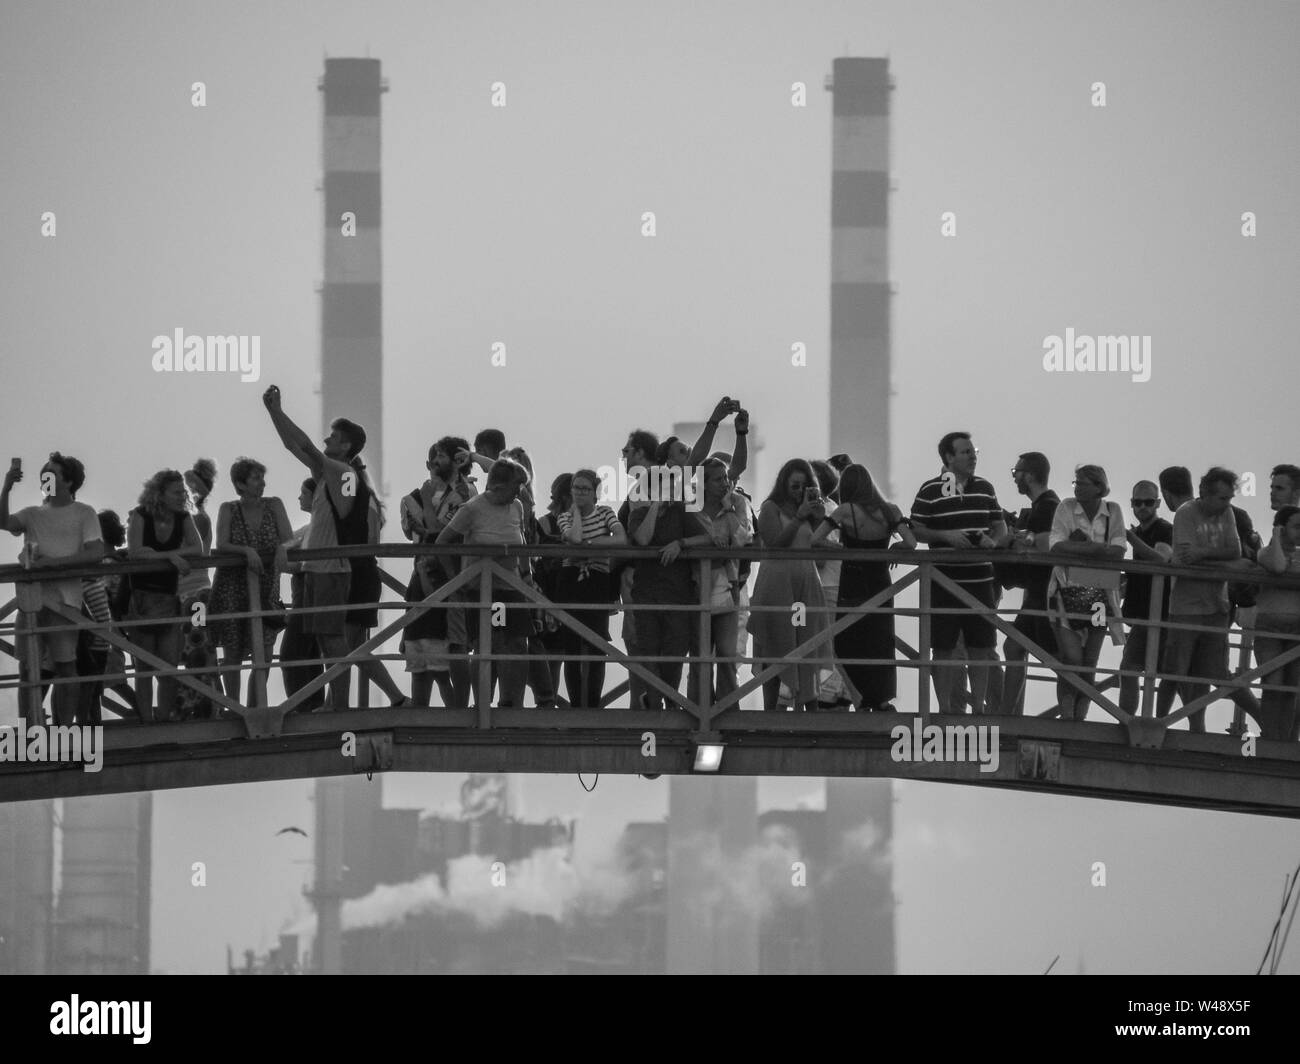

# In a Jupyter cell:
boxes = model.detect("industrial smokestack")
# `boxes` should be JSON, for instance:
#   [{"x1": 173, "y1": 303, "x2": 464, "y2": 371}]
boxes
[
  {"x1": 0, "y1": 799, "x2": 55, "y2": 974},
  {"x1": 826, "y1": 57, "x2": 892, "y2": 495},
  {"x1": 823, "y1": 58, "x2": 897, "y2": 974},
  {"x1": 318, "y1": 57, "x2": 387, "y2": 493},
  {"x1": 312, "y1": 57, "x2": 388, "y2": 973},
  {"x1": 54, "y1": 794, "x2": 151, "y2": 975}
]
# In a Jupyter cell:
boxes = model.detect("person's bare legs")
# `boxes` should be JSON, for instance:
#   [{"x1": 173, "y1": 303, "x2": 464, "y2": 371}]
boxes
[
  {"x1": 1075, "y1": 627, "x2": 1107, "y2": 721},
  {"x1": 315, "y1": 632, "x2": 352, "y2": 708},
  {"x1": 251, "y1": 636, "x2": 276, "y2": 707},
  {"x1": 51, "y1": 661, "x2": 79, "y2": 727},
  {"x1": 133, "y1": 629, "x2": 162, "y2": 723},
  {"x1": 153, "y1": 624, "x2": 182, "y2": 721},
  {"x1": 345, "y1": 623, "x2": 407, "y2": 706},
  {"x1": 966, "y1": 647, "x2": 996, "y2": 715},
  {"x1": 933, "y1": 655, "x2": 961, "y2": 714},
  {"x1": 496, "y1": 635, "x2": 528, "y2": 706},
  {"x1": 1052, "y1": 625, "x2": 1083, "y2": 719},
  {"x1": 220, "y1": 643, "x2": 244, "y2": 703},
  {"x1": 448, "y1": 649, "x2": 471, "y2": 706},
  {"x1": 1002, "y1": 639, "x2": 1031, "y2": 715}
]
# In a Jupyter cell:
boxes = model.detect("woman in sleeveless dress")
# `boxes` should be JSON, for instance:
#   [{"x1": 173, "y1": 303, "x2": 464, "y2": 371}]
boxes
[
  {"x1": 812, "y1": 464, "x2": 917, "y2": 711},
  {"x1": 749, "y1": 459, "x2": 830, "y2": 712},
  {"x1": 209, "y1": 458, "x2": 292, "y2": 705},
  {"x1": 127, "y1": 470, "x2": 203, "y2": 722}
]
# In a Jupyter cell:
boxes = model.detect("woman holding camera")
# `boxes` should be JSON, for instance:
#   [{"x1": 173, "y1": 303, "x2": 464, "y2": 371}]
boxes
[
  {"x1": 812, "y1": 463, "x2": 916, "y2": 712},
  {"x1": 750, "y1": 459, "x2": 829, "y2": 712},
  {"x1": 400, "y1": 437, "x2": 476, "y2": 706}
]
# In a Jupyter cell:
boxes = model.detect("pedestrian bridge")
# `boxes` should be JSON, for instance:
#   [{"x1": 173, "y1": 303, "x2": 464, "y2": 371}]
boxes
[{"x1": 1, "y1": 544, "x2": 1297, "y2": 817}]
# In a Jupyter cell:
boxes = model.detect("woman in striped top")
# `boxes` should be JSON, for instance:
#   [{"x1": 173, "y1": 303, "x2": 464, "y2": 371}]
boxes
[
  {"x1": 556, "y1": 469, "x2": 627, "y2": 707},
  {"x1": 77, "y1": 509, "x2": 129, "y2": 724}
]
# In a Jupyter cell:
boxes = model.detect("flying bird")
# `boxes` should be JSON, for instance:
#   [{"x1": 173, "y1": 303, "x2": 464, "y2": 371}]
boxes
[{"x1": 276, "y1": 827, "x2": 308, "y2": 837}]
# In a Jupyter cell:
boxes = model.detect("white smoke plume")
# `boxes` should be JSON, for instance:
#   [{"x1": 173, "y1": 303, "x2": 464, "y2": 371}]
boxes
[
  {"x1": 287, "y1": 816, "x2": 891, "y2": 939},
  {"x1": 287, "y1": 844, "x2": 636, "y2": 939}
]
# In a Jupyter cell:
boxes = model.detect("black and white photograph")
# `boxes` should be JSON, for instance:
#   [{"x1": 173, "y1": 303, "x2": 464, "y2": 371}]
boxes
[{"x1": 0, "y1": 0, "x2": 1295, "y2": 1036}]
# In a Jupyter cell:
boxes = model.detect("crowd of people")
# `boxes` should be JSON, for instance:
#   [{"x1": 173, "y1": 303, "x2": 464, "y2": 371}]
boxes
[{"x1": 4, "y1": 391, "x2": 1300, "y2": 744}]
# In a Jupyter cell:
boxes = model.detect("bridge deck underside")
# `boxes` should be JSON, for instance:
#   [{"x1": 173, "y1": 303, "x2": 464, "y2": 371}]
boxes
[{"x1": 3, "y1": 709, "x2": 1298, "y2": 818}]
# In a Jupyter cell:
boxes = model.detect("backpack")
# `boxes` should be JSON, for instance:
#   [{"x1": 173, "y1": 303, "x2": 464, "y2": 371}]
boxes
[{"x1": 330, "y1": 463, "x2": 372, "y2": 547}]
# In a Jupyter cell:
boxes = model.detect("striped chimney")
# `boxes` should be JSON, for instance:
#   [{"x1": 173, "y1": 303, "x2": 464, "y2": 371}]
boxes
[
  {"x1": 822, "y1": 58, "x2": 896, "y2": 975},
  {"x1": 318, "y1": 58, "x2": 387, "y2": 491},
  {"x1": 825, "y1": 57, "x2": 892, "y2": 496}
]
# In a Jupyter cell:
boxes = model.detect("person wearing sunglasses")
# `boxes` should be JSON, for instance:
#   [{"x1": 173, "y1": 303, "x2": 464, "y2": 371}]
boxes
[
  {"x1": 615, "y1": 429, "x2": 660, "y2": 709},
  {"x1": 1118, "y1": 481, "x2": 1174, "y2": 714},
  {"x1": 997, "y1": 452, "x2": 1059, "y2": 714},
  {"x1": 1047, "y1": 465, "x2": 1127, "y2": 721}
]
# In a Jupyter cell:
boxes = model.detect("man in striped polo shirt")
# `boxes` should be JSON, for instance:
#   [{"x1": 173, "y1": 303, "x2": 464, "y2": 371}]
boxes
[{"x1": 911, "y1": 432, "x2": 1008, "y2": 714}]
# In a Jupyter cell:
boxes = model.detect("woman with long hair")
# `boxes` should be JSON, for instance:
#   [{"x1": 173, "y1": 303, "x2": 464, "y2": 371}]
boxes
[
  {"x1": 749, "y1": 458, "x2": 829, "y2": 712},
  {"x1": 504, "y1": 445, "x2": 558, "y2": 709},
  {"x1": 126, "y1": 469, "x2": 203, "y2": 721},
  {"x1": 208, "y1": 457, "x2": 293, "y2": 705},
  {"x1": 812, "y1": 463, "x2": 916, "y2": 712},
  {"x1": 533, "y1": 473, "x2": 573, "y2": 701},
  {"x1": 809, "y1": 459, "x2": 852, "y2": 708},
  {"x1": 400, "y1": 437, "x2": 476, "y2": 707}
]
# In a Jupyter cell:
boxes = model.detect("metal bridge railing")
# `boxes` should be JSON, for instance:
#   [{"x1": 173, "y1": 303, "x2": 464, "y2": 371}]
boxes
[{"x1": 2, "y1": 544, "x2": 1300, "y2": 751}]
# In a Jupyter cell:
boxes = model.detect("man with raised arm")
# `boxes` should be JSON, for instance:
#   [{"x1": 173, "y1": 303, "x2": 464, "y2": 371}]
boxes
[
  {"x1": 687, "y1": 397, "x2": 749, "y2": 485},
  {"x1": 262, "y1": 385, "x2": 361, "y2": 711}
]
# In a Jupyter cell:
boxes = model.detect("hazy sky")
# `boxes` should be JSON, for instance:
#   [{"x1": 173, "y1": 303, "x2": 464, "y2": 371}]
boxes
[{"x1": 2, "y1": 0, "x2": 1299, "y2": 973}]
